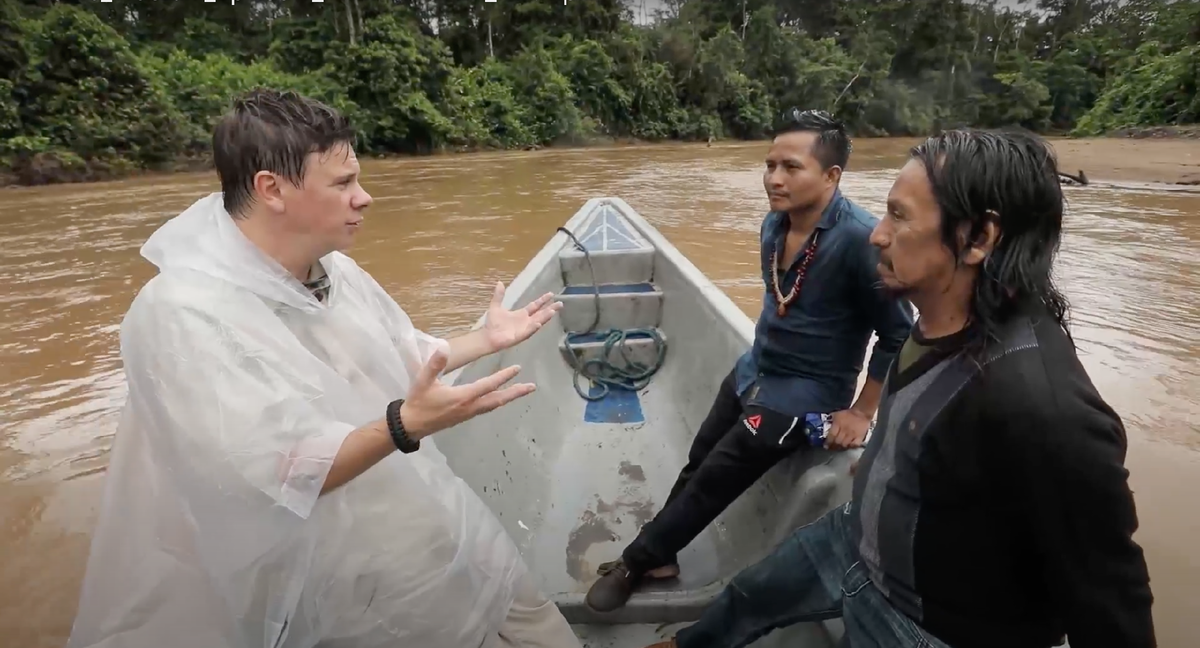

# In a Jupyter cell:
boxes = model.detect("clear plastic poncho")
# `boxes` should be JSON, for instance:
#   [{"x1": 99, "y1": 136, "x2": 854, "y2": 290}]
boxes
[{"x1": 67, "y1": 193, "x2": 527, "y2": 648}]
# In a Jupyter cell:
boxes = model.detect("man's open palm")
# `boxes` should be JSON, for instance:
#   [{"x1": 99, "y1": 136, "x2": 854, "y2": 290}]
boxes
[
  {"x1": 482, "y1": 282, "x2": 563, "y2": 351},
  {"x1": 400, "y1": 349, "x2": 536, "y2": 438}
]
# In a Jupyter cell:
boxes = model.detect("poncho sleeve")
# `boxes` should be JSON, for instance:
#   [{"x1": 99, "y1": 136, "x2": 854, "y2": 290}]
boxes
[{"x1": 125, "y1": 295, "x2": 355, "y2": 520}]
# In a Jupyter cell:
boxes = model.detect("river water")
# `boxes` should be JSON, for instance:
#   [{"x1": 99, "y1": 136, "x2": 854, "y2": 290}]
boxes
[{"x1": 1, "y1": 139, "x2": 1197, "y2": 647}]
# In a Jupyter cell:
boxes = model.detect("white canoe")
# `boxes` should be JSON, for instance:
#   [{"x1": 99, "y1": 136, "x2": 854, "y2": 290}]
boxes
[{"x1": 435, "y1": 198, "x2": 860, "y2": 647}]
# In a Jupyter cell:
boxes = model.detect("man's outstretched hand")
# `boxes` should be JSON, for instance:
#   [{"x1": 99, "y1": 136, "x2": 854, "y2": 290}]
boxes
[
  {"x1": 482, "y1": 282, "x2": 563, "y2": 352},
  {"x1": 400, "y1": 348, "x2": 535, "y2": 439}
]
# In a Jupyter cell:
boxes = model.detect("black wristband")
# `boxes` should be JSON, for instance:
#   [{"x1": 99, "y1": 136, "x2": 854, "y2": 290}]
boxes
[{"x1": 385, "y1": 399, "x2": 420, "y2": 454}]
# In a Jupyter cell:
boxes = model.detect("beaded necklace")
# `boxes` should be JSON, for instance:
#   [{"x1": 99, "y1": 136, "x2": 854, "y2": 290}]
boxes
[{"x1": 769, "y1": 230, "x2": 820, "y2": 317}]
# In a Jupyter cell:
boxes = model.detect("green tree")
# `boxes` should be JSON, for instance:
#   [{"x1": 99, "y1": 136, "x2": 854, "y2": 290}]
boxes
[{"x1": 2, "y1": 0, "x2": 1197, "y2": 186}]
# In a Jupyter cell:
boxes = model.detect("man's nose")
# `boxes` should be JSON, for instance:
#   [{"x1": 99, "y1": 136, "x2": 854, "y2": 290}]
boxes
[
  {"x1": 356, "y1": 188, "x2": 373, "y2": 209},
  {"x1": 868, "y1": 221, "x2": 887, "y2": 247}
]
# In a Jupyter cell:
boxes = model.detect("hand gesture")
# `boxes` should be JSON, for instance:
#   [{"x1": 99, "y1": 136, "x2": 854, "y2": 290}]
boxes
[
  {"x1": 825, "y1": 409, "x2": 872, "y2": 450},
  {"x1": 399, "y1": 349, "x2": 535, "y2": 439},
  {"x1": 482, "y1": 282, "x2": 562, "y2": 353}
]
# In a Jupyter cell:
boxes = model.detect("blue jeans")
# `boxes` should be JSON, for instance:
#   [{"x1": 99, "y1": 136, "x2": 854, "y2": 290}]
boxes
[{"x1": 675, "y1": 503, "x2": 951, "y2": 648}]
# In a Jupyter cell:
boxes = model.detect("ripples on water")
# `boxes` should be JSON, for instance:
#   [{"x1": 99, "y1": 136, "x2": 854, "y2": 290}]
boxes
[{"x1": 0, "y1": 141, "x2": 1197, "y2": 646}]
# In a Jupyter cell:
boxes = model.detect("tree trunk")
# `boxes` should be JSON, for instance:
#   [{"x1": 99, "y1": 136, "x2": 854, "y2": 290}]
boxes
[
  {"x1": 994, "y1": 19, "x2": 1007, "y2": 63},
  {"x1": 345, "y1": 0, "x2": 357, "y2": 45},
  {"x1": 487, "y1": 15, "x2": 494, "y2": 58}
]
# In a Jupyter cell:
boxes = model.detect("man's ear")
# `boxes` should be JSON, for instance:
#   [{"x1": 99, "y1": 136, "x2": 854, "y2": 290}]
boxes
[
  {"x1": 825, "y1": 165, "x2": 843, "y2": 186},
  {"x1": 960, "y1": 210, "x2": 1001, "y2": 266},
  {"x1": 252, "y1": 171, "x2": 286, "y2": 214}
]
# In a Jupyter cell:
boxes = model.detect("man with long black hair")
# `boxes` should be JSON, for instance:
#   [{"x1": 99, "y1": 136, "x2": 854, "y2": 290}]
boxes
[
  {"x1": 637, "y1": 129, "x2": 1155, "y2": 648},
  {"x1": 586, "y1": 109, "x2": 914, "y2": 612}
]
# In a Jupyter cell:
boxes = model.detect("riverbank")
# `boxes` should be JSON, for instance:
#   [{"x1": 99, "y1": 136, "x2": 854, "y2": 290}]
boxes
[
  {"x1": 1051, "y1": 136, "x2": 1200, "y2": 185},
  {"x1": 3, "y1": 133, "x2": 1199, "y2": 189},
  {"x1": 1110, "y1": 125, "x2": 1200, "y2": 140},
  {"x1": 0, "y1": 153, "x2": 214, "y2": 190}
]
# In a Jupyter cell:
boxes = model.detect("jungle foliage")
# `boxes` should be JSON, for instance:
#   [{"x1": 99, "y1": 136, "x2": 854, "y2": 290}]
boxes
[{"x1": 1, "y1": 0, "x2": 1197, "y2": 184}]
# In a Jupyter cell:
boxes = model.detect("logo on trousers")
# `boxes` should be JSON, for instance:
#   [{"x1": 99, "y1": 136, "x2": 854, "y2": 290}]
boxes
[{"x1": 743, "y1": 414, "x2": 762, "y2": 434}]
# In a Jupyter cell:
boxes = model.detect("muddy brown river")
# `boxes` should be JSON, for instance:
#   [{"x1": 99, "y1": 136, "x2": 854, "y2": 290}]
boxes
[{"x1": 1, "y1": 139, "x2": 1197, "y2": 647}]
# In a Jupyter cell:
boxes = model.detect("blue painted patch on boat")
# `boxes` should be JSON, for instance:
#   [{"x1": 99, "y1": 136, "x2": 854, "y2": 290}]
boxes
[
  {"x1": 561, "y1": 283, "x2": 656, "y2": 296},
  {"x1": 577, "y1": 208, "x2": 649, "y2": 252},
  {"x1": 584, "y1": 386, "x2": 645, "y2": 424}
]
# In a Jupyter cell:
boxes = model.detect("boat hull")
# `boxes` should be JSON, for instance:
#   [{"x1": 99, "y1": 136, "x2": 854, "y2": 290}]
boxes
[{"x1": 434, "y1": 198, "x2": 861, "y2": 647}]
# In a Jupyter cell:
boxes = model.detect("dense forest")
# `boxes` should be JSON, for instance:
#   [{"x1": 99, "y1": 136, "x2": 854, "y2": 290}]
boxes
[{"x1": 0, "y1": 0, "x2": 1197, "y2": 185}]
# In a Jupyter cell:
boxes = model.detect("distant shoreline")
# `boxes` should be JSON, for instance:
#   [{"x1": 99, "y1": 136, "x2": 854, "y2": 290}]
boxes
[
  {"x1": 1106, "y1": 125, "x2": 1200, "y2": 140},
  {"x1": 1049, "y1": 134, "x2": 1200, "y2": 187},
  {"x1": 4, "y1": 129, "x2": 1199, "y2": 190}
]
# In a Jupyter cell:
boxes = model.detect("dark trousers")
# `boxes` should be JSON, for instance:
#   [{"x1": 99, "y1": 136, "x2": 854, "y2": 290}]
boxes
[{"x1": 622, "y1": 368, "x2": 810, "y2": 572}]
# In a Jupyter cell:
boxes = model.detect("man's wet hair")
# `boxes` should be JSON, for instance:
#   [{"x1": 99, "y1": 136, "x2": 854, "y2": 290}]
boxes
[
  {"x1": 212, "y1": 89, "x2": 357, "y2": 218},
  {"x1": 911, "y1": 129, "x2": 1071, "y2": 353},
  {"x1": 773, "y1": 108, "x2": 852, "y2": 171}
]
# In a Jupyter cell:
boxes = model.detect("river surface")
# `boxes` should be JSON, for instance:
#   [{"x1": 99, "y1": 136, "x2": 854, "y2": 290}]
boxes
[{"x1": 1, "y1": 139, "x2": 1197, "y2": 647}]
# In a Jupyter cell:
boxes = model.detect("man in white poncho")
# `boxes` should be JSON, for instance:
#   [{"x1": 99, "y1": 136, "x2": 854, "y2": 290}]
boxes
[{"x1": 66, "y1": 90, "x2": 581, "y2": 648}]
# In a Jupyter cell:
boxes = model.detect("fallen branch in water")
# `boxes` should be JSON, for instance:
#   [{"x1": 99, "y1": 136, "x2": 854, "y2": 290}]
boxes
[{"x1": 1059, "y1": 169, "x2": 1088, "y2": 186}]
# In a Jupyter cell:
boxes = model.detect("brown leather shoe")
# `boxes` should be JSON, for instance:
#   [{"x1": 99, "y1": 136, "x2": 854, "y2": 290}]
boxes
[
  {"x1": 586, "y1": 559, "x2": 642, "y2": 612},
  {"x1": 597, "y1": 558, "x2": 680, "y2": 579}
]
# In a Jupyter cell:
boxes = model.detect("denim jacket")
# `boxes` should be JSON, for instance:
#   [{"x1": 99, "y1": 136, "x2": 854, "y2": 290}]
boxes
[{"x1": 733, "y1": 190, "x2": 914, "y2": 418}]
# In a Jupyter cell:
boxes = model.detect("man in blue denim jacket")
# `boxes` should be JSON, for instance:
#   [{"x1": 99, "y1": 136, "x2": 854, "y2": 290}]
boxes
[{"x1": 586, "y1": 109, "x2": 914, "y2": 612}]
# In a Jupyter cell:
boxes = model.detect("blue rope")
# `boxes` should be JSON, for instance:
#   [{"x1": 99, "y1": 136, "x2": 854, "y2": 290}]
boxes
[{"x1": 556, "y1": 226, "x2": 668, "y2": 401}]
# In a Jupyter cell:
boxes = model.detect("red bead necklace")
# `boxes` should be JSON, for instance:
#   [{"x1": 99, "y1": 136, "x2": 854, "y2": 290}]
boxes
[{"x1": 770, "y1": 230, "x2": 820, "y2": 317}]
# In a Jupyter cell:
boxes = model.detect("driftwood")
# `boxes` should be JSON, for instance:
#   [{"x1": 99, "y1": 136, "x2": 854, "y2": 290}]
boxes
[{"x1": 1059, "y1": 169, "x2": 1089, "y2": 186}]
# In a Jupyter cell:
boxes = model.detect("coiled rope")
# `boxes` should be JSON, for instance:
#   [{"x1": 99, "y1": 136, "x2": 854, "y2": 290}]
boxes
[{"x1": 556, "y1": 226, "x2": 668, "y2": 401}]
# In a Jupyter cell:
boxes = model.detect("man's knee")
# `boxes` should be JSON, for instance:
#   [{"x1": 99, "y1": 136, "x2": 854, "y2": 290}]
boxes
[{"x1": 728, "y1": 560, "x2": 776, "y2": 602}]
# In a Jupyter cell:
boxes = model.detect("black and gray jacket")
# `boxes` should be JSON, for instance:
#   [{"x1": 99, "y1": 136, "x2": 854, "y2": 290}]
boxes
[{"x1": 850, "y1": 302, "x2": 1156, "y2": 648}]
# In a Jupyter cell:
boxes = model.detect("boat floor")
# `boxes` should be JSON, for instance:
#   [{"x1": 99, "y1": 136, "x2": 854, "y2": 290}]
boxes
[
  {"x1": 523, "y1": 379, "x2": 724, "y2": 597},
  {"x1": 521, "y1": 377, "x2": 847, "y2": 647}
]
